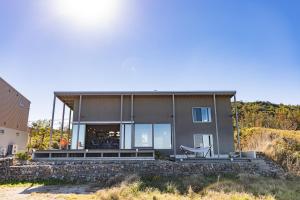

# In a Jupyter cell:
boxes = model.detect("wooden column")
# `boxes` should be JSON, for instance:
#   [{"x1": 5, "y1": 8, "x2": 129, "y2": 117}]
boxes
[
  {"x1": 49, "y1": 94, "x2": 56, "y2": 149},
  {"x1": 76, "y1": 95, "x2": 82, "y2": 149},
  {"x1": 120, "y1": 95, "x2": 123, "y2": 149},
  {"x1": 172, "y1": 94, "x2": 176, "y2": 159},
  {"x1": 67, "y1": 108, "x2": 72, "y2": 150},
  {"x1": 234, "y1": 94, "x2": 241, "y2": 157},
  {"x1": 59, "y1": 103, "x2": 65, "y2": 149},
  {"x1": 213, "y1": 94, "x2": 220, "y2": 158}
]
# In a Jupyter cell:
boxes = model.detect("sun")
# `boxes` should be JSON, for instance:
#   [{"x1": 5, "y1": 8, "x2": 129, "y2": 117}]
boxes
[{"x1": 52, "y1": 0, "x2": 121, "y2": 29}]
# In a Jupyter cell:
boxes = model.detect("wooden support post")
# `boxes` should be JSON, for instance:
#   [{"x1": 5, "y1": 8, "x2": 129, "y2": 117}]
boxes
[
  {"x1": 120, "y1": 95, "x2": 123, "y2": 149},
  {"x1": 49, "y1": 94, "x2": 56, "y2": 149},
  {"x1": 76, "y1": 95, "x2": 82, "y2": 149},
  {"x1": 213, "y1": 94, "x2": 220, "y2": 158},
  {"x1": 67, "y1": 109, "x2": 72, "y2": 150},
  {"x1": 172, "y1": 94, "x2": 176, "y2": 159},
  {"x1": 234, "y1": 94, "x2": 242, "y2": 157},
  {"x1": 59, "y1": 103, "x2": 65, "y2": 149}
]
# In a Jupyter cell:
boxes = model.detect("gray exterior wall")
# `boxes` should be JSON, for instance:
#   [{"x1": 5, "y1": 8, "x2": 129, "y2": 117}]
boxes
[
  {"x1": 73, "y1": 96, "x2": 121, "y2": 121},
  {"x1": 0, "y1": 77, "x2": 30, "y2": 152},
  {"x1": 133, "y1": 96, "x2": 172, "y2": 123},
  {"x1": 175, "y1": 95, "x2": 233, "y2": 154},
  {"x1": 71, "y1": 94, "x2": 234, "y2": 155}
]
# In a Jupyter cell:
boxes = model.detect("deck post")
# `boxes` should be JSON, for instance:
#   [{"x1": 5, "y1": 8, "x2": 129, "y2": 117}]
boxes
[
  {"x1": 120, "y1": 95, "x2": 123, "y2": 149},
  {"x1": 234, "y1": 94, "x2": 242, "y2": 157},
  {"x1": 59, "y1": 103, "x2": 65, "y2": 149},
  {"x1": 131, "y1": 94, "x2": 134, "y2": 121},
  {"x1": 131, "y1": 94, "x2": 134, "y2": 149},
  {"x1": 213, "y1": 94, "x2": 220, "y2": 158},
  {"x1": 172, "y1": 94, "x2": 176, "y2": 159},
  {"x1": 49, "y1": 94, "x2": 56, "y2": 149},
  {"x1": 76, "y1": 95, "x2": 82, "y2": 149},
  {"x1": 67, "y1": 108, "x2": 72, "y2": 150}
]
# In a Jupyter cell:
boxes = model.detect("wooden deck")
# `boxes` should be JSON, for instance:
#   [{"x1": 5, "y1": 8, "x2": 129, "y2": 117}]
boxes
[{"x1": 33, "y1": 149, "x2": 155, "y2": 160}]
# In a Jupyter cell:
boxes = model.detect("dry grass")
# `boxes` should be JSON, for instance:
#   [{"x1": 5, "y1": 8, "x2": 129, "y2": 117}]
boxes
[
  {"x1": 1, "y1": 174, "x2": 299, "y2": 200},
  {"x1": 60, "y1": 174, "x2": 299, "y2": 200},
  {"x1": 240, "y1": 127, "x2": 300, "y2": 175}
]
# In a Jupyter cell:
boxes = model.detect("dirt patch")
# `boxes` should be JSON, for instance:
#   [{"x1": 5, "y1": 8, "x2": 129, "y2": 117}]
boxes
[{"x1": 0, "y1": 184, "x2": 98, "y2": 200}]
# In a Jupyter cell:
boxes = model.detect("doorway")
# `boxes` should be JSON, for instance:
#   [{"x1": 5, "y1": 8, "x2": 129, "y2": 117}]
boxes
[
  {"x1": 85, "y1": 124, "x2": 120, "y2": 149},
  {"x1": 193, "y1": 134, "x2": 214, "y2": 157}
]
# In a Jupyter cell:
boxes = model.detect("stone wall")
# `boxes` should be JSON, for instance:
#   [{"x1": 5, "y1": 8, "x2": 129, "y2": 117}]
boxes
[{"x1": 0, "y1": 159, "x2": 285, "y2": 183}]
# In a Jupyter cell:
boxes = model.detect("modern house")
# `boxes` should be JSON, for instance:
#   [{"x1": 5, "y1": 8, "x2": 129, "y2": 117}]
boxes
[
  {"x1": 34, "y1": 91, "x2": 240, "y2": 160},
  {"x1": 0, "y1": 77, "x2": 31, "y2": 155}
]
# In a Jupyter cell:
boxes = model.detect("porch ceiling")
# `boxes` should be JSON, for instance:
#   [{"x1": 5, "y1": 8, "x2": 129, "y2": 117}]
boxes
[{"x1": 56, "y1": 95, "x2": 77, "y2": 110}]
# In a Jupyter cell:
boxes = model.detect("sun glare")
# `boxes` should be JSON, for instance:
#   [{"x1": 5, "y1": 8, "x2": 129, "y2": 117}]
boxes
[{"x1": 52, "y1": 0, "x2": 121, "y2": 30}]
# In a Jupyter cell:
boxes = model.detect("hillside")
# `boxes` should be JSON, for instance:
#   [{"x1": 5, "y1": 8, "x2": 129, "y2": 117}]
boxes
[
  {"x1": 240, "y1": 127, "x2": 300, "y2": 175},
  {"x1": 233, "y1": 101, "x2": 300, "y2": 130}
]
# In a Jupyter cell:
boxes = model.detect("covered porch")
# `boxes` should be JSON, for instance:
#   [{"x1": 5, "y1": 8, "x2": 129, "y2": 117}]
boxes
[{"x1": 33, "y1": 92, "x2": 158, "y2": 160}]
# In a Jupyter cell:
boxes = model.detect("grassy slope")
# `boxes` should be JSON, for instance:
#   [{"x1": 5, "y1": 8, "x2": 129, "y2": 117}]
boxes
[
  {"x1": 239, "y1": 127, "x2": 300, "y2": 175},
  {"x1": 4, "y1": 175, "x2": 296, "y2": 200},
  {"x1": 91, "y1": 175, "x2": 300, "y2": 200}
]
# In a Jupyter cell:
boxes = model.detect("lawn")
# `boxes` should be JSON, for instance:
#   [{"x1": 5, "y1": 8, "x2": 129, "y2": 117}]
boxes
[{"x1": 1, "y1": 174, "x2": 299, "y2": 200}]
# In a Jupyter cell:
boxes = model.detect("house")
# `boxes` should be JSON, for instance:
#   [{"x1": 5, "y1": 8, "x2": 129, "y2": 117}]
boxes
[
  {"x1": 0, "y1": 77, "x2": 31, "y2": 154},
  {"x1": 34, "y1": 91, "x2": 240, "y2": 160}
]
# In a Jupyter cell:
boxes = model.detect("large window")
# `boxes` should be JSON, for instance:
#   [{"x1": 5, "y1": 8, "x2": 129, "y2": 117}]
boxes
[
  {"x1": 134, "y1": 124, "x2": 153, "y2": 147},
  {"x1": 154, "y1": 124, "x2": 172, "y2": 149},
  {"x1": 192, "y1": 107, "x2": 211, "y2": 123},
  {"x1": 71, "y1": 124, "x2": 86, "y2": 149},
  {"x1": 134, "y1": 123, "x2": 172, "y2": 149}
]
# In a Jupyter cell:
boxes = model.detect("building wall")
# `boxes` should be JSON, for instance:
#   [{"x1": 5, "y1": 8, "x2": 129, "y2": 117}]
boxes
[
  {"x1": 73, "y1": 96, "x2": 121, "y2": 121},
  {"x1": 0, "y1": 78, "x2": 30, "y2": 132},
  {"x1": 174, "y1": 95, "x2": 234, "y2": 154},
  {"x1": 133, "y1": 95, "x2": 172, "y2": 123},
  {"x1": 0, "y1": 127, "x2": 28, "y2": 152},
  {"x1": 0, "y1": 78, "x2": 30, "y2": 152},
  {"x1": 71, "y1": 94, "x2": 234, "y2": 154}
]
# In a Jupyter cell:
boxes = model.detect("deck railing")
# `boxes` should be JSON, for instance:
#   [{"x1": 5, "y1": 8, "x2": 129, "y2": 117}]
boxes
[{"x1": 33, "y1": 149, "x2": 155, "y2": 160}]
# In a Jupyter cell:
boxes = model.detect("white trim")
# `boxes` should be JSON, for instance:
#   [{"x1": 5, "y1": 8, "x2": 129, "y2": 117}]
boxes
[
  {"x1": 73, "y1": 121, "x2": 134, "y2": 124},
  {"x1": 192, "y1": 107, "x2": 212, "y2": 123}
]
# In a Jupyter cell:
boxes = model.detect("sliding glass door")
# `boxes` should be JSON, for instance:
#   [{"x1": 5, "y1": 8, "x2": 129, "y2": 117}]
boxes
[
  {"x1": 153, "y1": 124, "x2": 171, "y2": 149},
  {"x1": 120, "y1": 124, "x2": 132, "y2": 149},
  {"x1": 131, "y1": 123, "x2": 172, "y2": 149},
  {"x1": 71, "y1": 124, "x2": 86, "y2": 149}
]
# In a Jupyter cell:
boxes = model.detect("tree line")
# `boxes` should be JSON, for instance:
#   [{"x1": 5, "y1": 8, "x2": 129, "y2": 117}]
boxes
[{"x1": 232, "y1": 101, "x2": 300, "y2": 131}]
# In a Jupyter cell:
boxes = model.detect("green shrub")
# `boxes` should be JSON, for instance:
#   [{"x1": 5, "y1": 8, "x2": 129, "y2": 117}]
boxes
[{"x1": 15, "y1": 152, "x2": 30, "y2": 160}]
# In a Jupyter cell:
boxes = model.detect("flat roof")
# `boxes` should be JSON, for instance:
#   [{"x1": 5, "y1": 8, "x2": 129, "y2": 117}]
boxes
[
  {"x1": 54, "y1": 91, "x2": 236, "y2": 109},
  {"x1": 55, "y1": 90, "x2": 236, "y2": 96}
]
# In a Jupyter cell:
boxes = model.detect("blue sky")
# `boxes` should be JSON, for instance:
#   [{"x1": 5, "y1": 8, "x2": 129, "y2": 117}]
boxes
[{"x1": 0, "y1": 0, "x2": 300, "y2": 122}]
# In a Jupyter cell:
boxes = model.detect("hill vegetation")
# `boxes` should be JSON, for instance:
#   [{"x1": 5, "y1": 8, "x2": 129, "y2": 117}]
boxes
[
  {"x1": 239, "y1": 127, "x2": 300, "y2": 175},
  {"x1": 231, "y1": 101, "x2": 300, "y2": 175},
  {"x1": 233, "y1": 101, "x2": 300, "y2": 131}
]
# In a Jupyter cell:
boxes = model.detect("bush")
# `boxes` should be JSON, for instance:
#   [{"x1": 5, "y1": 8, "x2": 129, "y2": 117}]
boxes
[{"x1": 15, "y1": 152, "x2": 30, "y2": 160}]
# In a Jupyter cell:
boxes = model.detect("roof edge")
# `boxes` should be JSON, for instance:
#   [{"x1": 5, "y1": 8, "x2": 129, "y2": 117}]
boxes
[
  {"x1": 54, "y1": 90, "x2": 236, "y2": 97},
  {"x1": 0, "y1": 77, "x2": 31, "y2": 103}
]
